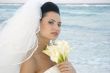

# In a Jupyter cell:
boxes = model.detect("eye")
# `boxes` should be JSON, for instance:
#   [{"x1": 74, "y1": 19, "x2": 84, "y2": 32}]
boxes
[
  {"x1": 58, "y1": 23, "x2": 61, "y2": 27},
  {"x1": 48, "y1": 21, "x2": 54, "y2": 25}
]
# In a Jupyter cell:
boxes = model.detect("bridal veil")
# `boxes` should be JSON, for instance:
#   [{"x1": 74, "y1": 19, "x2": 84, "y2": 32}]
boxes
[{"x1": 0, "y1": 0, "x2": 50, "y2": 66}]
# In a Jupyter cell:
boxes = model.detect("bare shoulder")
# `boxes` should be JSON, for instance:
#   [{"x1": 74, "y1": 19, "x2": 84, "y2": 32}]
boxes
[{"x1": 20, "y1": 57, "x2": 36, "y2": 73}]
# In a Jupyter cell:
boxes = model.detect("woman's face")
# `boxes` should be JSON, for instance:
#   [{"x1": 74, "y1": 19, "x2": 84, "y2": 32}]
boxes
[{"x1": 39, "y1": 11, "x2": 61, "y2": 40}]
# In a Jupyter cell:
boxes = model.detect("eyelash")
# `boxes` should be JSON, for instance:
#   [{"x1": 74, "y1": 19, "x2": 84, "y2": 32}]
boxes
[
  {"x1": 48, "y1": 21, "x2": 54, "y2": 24},
  {"x1": 58, "y1": 23, "x2": 61, "y2": 27}
]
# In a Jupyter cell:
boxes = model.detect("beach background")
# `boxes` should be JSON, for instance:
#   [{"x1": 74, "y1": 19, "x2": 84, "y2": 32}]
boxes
[{"x1": 0, "y1": 0, "x2": 110, "y2": 73}]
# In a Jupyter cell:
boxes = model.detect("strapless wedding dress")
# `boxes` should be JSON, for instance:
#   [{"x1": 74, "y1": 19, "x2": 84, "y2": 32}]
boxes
[
  {"x1": 0, "y1": 65, "x2": 20, "y2": 73},
  {"x1": 44, "y1": 65, "x2": 60, "y2": 73},
  {"x1": 0, "y1": 65, "x2": 60, "y2": 73}
]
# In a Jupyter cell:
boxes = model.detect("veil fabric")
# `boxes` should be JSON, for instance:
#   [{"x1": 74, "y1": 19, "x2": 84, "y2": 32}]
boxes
[{"x1": 0, "y1": 0, "x2": 49, "y2": 66}]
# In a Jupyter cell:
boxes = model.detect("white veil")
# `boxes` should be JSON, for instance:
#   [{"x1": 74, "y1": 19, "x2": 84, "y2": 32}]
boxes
[{"x1": 0, "y1": 0, "x2": 50, "y2": 66}]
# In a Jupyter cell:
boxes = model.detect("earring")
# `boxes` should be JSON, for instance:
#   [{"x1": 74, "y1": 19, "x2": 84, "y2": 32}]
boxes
[
  {"x1": 52, "y1": 40, "x2": 56, "y2": 45},
  {"x1": 48, "y1": 40, "x2": 56, "y2": 46}
]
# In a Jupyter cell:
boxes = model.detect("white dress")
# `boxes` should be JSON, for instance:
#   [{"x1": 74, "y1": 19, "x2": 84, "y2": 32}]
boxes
[
  {"x1": 44, "y1": 65, "x2": 61, "y2": 73},
  {"x1": 0, "y1": 65, "x2": 61, "y2": 73},
  {"x1": 0, "y1": 65, "x2": 60, "y2": 73}
]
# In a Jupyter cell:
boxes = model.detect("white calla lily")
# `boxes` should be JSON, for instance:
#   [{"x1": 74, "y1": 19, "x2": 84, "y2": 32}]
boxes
[{"x1": 43, "y1": 40, "x2": 70, "y2": 63}]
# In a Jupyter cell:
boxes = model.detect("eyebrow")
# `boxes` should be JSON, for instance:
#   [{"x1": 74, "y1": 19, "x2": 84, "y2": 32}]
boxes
[{"x1": 50, "y1": 19, "x2": 62, "y2": 24}]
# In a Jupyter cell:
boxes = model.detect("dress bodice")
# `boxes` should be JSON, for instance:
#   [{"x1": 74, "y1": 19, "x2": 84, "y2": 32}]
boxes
[{"x1": 44, "y1": 65, "x2": 60, "y2": 73}]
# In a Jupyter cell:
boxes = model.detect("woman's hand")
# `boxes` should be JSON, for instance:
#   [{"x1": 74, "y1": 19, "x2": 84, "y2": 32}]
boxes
[{"x1": 57, "y1": 61, "x2": 76, "y2": 73}]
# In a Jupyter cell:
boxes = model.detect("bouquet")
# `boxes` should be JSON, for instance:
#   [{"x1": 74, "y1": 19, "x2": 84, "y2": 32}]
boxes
[{"x1": 43, "y1": 40, "x2": 70, "y2": 63}]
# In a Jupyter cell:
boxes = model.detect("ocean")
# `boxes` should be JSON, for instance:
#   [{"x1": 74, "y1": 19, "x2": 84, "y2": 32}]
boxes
[{"x1": 0, "y1": 3, "x2": 110, "y2": 73}]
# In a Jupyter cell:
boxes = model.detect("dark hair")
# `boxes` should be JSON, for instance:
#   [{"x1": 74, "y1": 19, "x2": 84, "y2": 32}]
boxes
[{"x1": 41, "y1": 2, "x2": 60, "y2": 18}]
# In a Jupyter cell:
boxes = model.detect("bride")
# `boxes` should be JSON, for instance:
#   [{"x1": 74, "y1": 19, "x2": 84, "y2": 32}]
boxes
[{"x1": 0, "y1": 0, "x2": 76, "y2": 73}]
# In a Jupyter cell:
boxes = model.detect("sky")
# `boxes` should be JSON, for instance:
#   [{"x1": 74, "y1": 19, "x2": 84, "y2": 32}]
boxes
[{"x1": 0, "y1": 0, "x2": 110, "y2": 3}]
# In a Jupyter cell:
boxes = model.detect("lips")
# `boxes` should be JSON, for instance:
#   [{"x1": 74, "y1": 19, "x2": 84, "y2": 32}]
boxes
[{"x1": 51, "y1": 32, "x2": 58, "y2": 36}]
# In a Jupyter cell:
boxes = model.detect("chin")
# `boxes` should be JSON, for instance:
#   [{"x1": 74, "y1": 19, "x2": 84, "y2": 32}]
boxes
[
  {"x1": 46, "y1": 35, "x2": 59, "y2": 40},
  {"x1": 50, "y1": 36, "x2": 58, "y2": 40}
]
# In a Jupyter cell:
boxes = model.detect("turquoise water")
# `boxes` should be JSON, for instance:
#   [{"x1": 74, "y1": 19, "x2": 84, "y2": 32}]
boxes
[
  {"x1": 0, "y1": 3, "x2": 110, "y2": 73},
  {"x1": 58, "y1": 4, "x2": 110, "y2": 73}
]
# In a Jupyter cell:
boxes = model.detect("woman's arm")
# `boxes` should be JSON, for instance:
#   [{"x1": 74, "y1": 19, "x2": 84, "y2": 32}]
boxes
[
  {"x1": 20, "y1": 58, "x2": 35, "y2": 73},
  {"x1": 57, "y1": 61, "x2": 76, "y2": 73}
]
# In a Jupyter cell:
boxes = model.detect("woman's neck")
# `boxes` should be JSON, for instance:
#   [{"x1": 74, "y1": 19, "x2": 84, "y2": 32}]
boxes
[{"x1": 34, "y1": 34, "x2": 49, "y2": 54}]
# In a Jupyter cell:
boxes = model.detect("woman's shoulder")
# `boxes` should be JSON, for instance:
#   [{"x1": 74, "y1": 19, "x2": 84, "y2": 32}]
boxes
[{"x1": 20, "y1": 57, "x2": 36, "y2": 73}]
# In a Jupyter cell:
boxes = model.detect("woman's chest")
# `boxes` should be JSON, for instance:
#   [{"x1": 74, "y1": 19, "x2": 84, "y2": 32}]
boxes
[{"x1": 33, "y1": 54, "x2": 55, "y2": 73}]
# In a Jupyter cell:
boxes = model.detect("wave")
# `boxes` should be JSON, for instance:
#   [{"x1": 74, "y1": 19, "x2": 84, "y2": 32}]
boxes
[
  {"x1": 59, "y1": 3, "x2": 110, "y2": 7},
  {"x1": 0, "y1": 3, "x2": 22, "y2": 9},
  {"x1": 0, "y1": 3, "x2": 22, "y2": 5},
  {"x1": 62, "y1": 24, "x2": 110, "y2": 32}
]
